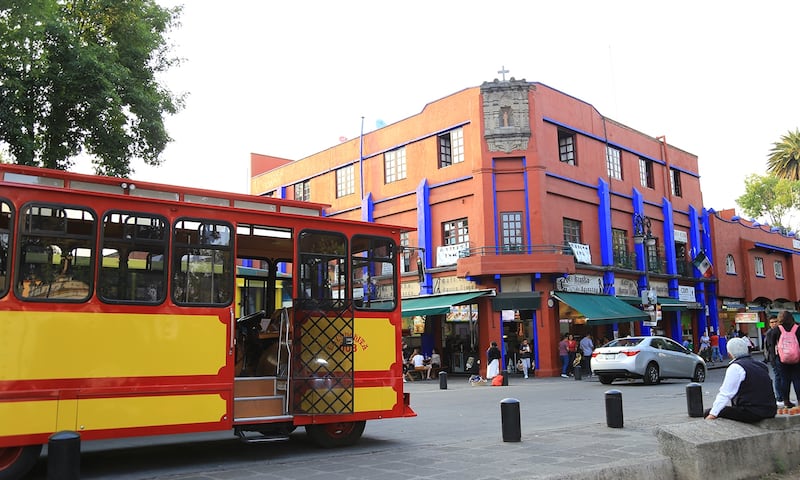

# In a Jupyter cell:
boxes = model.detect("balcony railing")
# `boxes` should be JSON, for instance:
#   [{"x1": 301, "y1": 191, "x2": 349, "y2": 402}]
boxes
[{"x1": 460, "y1": 244, "x2": 573, "y2": 257}]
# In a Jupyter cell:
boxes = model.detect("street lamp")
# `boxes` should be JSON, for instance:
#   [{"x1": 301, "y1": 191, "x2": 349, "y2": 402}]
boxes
[{"x1": 632, "y1": 213, "x2": 657, "y2": 308}]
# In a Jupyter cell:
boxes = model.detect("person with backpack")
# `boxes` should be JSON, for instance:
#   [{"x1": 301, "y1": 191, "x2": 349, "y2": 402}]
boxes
[
  {"x1": 775, "y1": 310, "x2": 800, "y2": 408},
  {"x1": 764, "y1": 315, "x2": 787, "y2": 406}
]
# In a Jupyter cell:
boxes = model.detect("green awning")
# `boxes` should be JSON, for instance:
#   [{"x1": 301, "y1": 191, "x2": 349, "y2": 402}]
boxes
[
  {"x1": 402, "y1": 291, "x2": 488, "y2": 317},
  {"x1": 492, "y1": 292, "x2": 541, "y2": 311},
  {"x1": 552, "y1": 292, "x2": 649, "y2": 325}
]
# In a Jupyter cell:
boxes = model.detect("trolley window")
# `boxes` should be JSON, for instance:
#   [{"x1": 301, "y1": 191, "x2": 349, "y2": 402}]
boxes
[
  {"x1": 99, "y1": 211, "x2": 168, "y2": 304},
  {"x1": 351, "y1": 234, "x2": 396, "y2": 311},
  {"x1": 172, "y1": 218, "x2": 233, "y2": 306},
  {"x1": 15, "y1": 203, "x2": 95, "y2": 302},
  {"x1": 298, "y1": 230, "x2": 347, "y2": 310},
  {"x1": 0, "y1": 199, "x2": 12, "y2": 298}
]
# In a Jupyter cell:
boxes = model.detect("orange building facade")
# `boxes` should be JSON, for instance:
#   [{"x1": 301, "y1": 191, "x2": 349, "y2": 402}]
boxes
[{"x1": 251, "y1": 78, "x2": 715, "y2": 377}]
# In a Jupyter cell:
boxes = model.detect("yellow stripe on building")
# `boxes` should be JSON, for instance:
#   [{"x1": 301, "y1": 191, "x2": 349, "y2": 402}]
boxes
[{"x1": 0, "y1": 311, "x2": 226, "y2": 381}]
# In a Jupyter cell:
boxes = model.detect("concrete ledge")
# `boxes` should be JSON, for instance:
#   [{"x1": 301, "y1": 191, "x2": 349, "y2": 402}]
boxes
[
  {"x1": 551, "y1": 457, "x2": 674, "y2": 480},
  {"x1": 655, "y1": 416, "x2": 800, "y2": 480}
]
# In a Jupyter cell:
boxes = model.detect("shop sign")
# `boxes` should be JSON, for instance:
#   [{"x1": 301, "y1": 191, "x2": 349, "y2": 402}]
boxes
[
  {"x1": 432, "y1": 276, "x2": 478, "y2": 293},
  {"x1": 401, "y1": 282, "x2": 421, "y2": 298},
  {"x1": 555, "y1": 274, "x2": 603, "y2": 294},
  {"x1": 794, "y1": 239, "x2": 800, "y2": 250},
  {"x1": 678, "y1": 285, "x2": 696, "y2": 302},
  {"x1": 651, "y1": 281, "x2": 669, "y2": 297},
  {"x1": 614, "y1": 278, "x2": 639, "y2": 297},
  {"x1": 674, "y1": 230, "x2": 688, "y2": 243},
  {"x1": 735, "y1": 312, "x2": 759, "y2": 323}
]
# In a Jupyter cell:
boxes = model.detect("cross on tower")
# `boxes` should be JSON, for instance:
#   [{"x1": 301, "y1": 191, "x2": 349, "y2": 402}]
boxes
[{"x1": 497, "y1": 66, "x2": 509, "y2": 81}]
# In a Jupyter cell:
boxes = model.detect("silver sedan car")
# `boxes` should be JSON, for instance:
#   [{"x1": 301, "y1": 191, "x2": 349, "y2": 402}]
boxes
[{"x1": 590, "y1": 336, "x2": 706, "y2": 385}]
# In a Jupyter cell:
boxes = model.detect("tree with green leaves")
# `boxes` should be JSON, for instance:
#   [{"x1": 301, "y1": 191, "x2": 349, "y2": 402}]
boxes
[
  {"x1": 736, "y1": 173, "x2": 799, "y2": 229},
  {"x1": 767, "y1": 129, "x2": 800, "y2": 181},
  {"x1": 0, "y1": 0, "x2": 183, "y2": 177}
]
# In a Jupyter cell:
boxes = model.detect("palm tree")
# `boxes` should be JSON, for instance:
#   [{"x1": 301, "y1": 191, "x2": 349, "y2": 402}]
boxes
[{"x1": 767, "y1": 129, "x2": 800, "y2": 180}]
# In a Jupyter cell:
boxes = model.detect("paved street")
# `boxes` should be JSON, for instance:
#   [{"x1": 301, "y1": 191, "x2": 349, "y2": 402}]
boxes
[{"x1": 24, "y1": 366, "x2": 747, "y2": 480}]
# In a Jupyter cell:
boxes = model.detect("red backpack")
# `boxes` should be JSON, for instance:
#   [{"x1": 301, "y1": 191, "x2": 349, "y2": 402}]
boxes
[{"x1": 777, "y1": 324, "x2": 800, "y2": 364}]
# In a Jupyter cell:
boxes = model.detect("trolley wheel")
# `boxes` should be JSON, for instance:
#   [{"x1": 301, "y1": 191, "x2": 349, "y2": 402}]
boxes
[
  {"x1": 0, "y1": 444, "x2": 42, "y2": 480},
  {"x1": 305, "y1": 421, "x2": 366, "y2": 448}
]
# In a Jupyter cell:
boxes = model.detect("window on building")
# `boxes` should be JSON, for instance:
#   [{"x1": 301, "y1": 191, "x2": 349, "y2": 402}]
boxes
[
  {"x1": 443, "y1": 218, "x2": 469, "y2": 246},
  {"x1": 399, "y1": 231, "x2": 411, "y2": 273},
  {"x1": 774, "y1": 260, "x2": 784, "y2": 279},
  {"x1": 438, "y1": 128, "x2": 464, "y2": 167},
  {"x1": 384, "y1": 146, "x2": 407, "y2": 183},
  {"x1": 754, "y1": 256, "x2": 765, "y2": 277},
  {"x1": 725, "y1": 254, "x2": 736, "y2": 274},
  {"x1": 612, "y1": 228, "x2": 629, "y2": 267},
  {"x1": 336, "y1": 164, "x2": 355, "y2": 198},
  {"x1": 558, "y1": 130, "x2": 576, "y2": 165},
  {"x1": 671, "y1": 169, "x2": 683, "y2": 197},
  {"x1": 606, "y1": 146, "x2": 622, "y2": 180},
  {"x1": 294, "y1": 180, "x2": 310, "y2": 202},
  {"x1": 639, "y1": 158, "x2": 654, "y2": 188},
  {"x1": 563, "y1": 218, "x2": 581, "y2": 245},
  {"x1": 500, "y1": 212, "x2": 523, "y2": 253},
  {"x1": 646, "y1": 239, "x2": 659, "y2": 274}
]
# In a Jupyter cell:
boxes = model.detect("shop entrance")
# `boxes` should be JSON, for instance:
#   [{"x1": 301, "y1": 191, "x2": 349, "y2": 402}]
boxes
[{"x1": 443, "y1": 304, "x2": 479, "y2": 373}]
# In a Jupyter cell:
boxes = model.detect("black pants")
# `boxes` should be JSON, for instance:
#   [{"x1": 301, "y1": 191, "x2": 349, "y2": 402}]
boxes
[{"x1": 703, "y1": 407, "x2": 768, "y2": 423}]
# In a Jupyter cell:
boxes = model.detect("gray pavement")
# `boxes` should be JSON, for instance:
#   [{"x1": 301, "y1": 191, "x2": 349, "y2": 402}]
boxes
[{"x1": 134, "y1": 361, "x2": 735, "y2": 480}]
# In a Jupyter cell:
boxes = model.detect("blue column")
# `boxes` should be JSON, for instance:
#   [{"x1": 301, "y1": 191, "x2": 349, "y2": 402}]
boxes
[
  {"x1": 417, "y1": 179, "x2": 432, "y2": 295},
  {"x1": 361, "y1": 192, "x2": 374, "y2": 223},
  {"x1": 632, "y1": 189, "x2": 651, "y2": 336}
]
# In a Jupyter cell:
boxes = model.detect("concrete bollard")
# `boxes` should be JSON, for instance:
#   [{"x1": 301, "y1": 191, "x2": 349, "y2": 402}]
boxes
[
  {"x1": 605, "y1": 390, "x2": 623, "y2": 428},
  {"x1": 48, "y1": 431, "x2": 80, "y2": 480},
  {"x1": 573, "y1": 365, "x2": 582, "y2": 381},
  {"x1": 500, "y1": 398, "x2": 521, "y2": 442},
  {"x1": 686, "y1": 382, "x2": 704, "y2": 417},
  {"x1": 439, "y1": 371, "x2": 448, "y2": 390}
]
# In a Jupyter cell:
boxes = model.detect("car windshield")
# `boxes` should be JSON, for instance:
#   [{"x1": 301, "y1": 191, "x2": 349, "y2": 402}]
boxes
[{"x1": 605, "y1": 338, "x2": 644, "y2": 348}]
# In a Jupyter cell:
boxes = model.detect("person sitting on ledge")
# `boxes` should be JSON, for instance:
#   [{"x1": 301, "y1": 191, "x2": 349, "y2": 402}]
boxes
[{"x1": 705, "y1": 337, "x2": 777, "y2": 422}]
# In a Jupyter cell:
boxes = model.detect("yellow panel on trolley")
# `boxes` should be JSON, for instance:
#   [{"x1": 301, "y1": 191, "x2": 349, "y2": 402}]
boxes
[
  {"x1": 354, "y1": 386, "x2": 398, "y2": 412},
  {"x1": 353, "y1": 317, "x2": 395, "y2": 371},
  {"x1": 1, "y1": 395, "x2": 226, "y2": 435},
  {"x1": 0, "y1": 311, "x2": 226, "y2": 381}
]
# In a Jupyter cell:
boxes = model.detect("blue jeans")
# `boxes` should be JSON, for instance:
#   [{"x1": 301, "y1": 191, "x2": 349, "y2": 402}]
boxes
[
  {"x1": 711, "y1": 346, "x2": 722, "y2": 362},
  {"x1": 560, "y1": 355, "x2": 569, "y2": 374},
  {"x1": 772, "y1": 358, "x2": 785, "y2": 401}
]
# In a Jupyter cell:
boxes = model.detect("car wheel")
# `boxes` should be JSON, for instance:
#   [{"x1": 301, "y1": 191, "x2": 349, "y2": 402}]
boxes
[
  {"x1": 643, "y1": 363, "x2": 660, "y2": 385},
  {"x1": 598, "y1": 375, "x2": 614, "y2": 385},
  {"x1": 692, "y1": 364, "x2": 706, "y2": 383}
]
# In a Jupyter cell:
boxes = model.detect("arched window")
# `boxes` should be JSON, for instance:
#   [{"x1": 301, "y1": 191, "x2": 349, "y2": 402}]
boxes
[{"x1": 725, "y1": 254, "x2": 736, "y2": 274}]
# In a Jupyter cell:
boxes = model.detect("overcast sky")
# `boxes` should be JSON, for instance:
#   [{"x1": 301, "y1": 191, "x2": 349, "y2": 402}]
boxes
[{"x1": 96, "y1": 0, "x2": 800, "y2": 213}]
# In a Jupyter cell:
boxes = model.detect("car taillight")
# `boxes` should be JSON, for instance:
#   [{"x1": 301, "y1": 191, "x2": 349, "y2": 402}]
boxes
[
  {"x1": 623, "y1": 350, "x2": 640, "y2": 357},
  {"x1": 591, "y1": 352, "x2": 599, "y2": 358}
]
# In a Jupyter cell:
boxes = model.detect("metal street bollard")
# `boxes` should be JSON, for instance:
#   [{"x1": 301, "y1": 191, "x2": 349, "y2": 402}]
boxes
[
  {"x1": 501, "y1": 371, "x2": 509, "y2": 386},
  {"x1": 605, "y1": 390, "x2": 624, "y2": 428},
  {"x1": 439, "y1": 371, "x2": 448, "y2": 390},
  {"x1": 48, "y1": 431, "x2": 80, "y2": 480},
  {"x1": 500, "y1": 398, "x2": 521, "y2": 442},
  {"x1": 574, "y1": 365, "x2": 582, "y2": 381},
  {"x1": 686, "y1": 382, "x2": 704, "y2": 417}
]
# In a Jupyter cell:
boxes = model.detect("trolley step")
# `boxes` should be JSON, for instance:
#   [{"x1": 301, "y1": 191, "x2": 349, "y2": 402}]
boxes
[{"x1": 235, "y1": 430, "x2": 290, "y2": 444}]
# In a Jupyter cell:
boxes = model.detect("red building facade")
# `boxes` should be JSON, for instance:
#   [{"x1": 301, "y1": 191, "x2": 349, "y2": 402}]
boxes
[
  {"x1": 251, "y1": 78, "x2": 712, "y2": 377},
  {"x1": 708, "y1": 209, "x2": 800, "y2": 350}
]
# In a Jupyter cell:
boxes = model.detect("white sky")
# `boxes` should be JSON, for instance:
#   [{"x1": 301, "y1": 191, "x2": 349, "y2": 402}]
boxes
[{"x1": 91, "y1": 0, "x2": 800, "y2": 213}]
